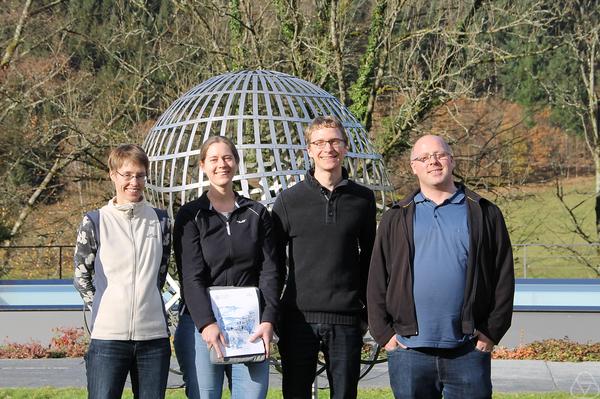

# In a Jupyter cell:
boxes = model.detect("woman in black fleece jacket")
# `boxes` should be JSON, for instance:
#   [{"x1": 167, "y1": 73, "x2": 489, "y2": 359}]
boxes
[{"x1": 173, "y1": 136, "x2": 280, "y2": 399}]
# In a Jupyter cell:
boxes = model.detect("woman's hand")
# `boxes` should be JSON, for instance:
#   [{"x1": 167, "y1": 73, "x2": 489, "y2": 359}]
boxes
[
  {"x1": 248, "y1": 321, "x2": 274, "y2": 357},
  {"x1": 201, "y1": 323, "x2": 227, "y2": 359}
]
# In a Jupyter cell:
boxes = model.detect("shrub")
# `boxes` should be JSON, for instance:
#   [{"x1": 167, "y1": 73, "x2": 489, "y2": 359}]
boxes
[
  {"x1": 0, "y1": 326, "x2": 88, "y2": 359},
  {"x1": 0, "y1": 341, "x2": 48, "y2": 359},
  {"x1": 493, "y1": 338, "x2": 600, "y2": 362},
  {"x1": 49, "y1": 327, "x2": 88, "y2": 358}
]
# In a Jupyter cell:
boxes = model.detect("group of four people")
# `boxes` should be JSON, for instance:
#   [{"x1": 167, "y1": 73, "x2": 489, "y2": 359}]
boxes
[{"x1": 74, "y1": 115, "x2": 514, "y2": 399}]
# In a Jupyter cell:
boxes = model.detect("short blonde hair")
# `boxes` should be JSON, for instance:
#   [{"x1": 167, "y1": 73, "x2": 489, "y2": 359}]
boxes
[
  {"x1": 107, "y1": 144, "x2": 149, "y2": 173},
  {"x1": 304, "y1": 116, "x2": 349, "y2": 145}
]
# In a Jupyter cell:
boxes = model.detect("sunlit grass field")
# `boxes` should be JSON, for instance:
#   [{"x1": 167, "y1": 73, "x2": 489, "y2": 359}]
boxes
[
  {"x1": 498, "y1": 177, "x2": 596, "y2": 244},
  {"x1": 494, "y1": 176, "x2": 599, "y2": 278}
]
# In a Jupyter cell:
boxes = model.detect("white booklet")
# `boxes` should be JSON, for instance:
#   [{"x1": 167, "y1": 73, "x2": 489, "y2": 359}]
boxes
[{"x1": 208, "y1": 286, "x2": 265, "y2": 357}]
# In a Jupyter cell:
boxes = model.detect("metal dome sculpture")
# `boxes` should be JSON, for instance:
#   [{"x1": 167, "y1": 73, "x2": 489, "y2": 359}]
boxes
[{"x1": 143, "y1": 70, "x2": 394, "y2": 218}]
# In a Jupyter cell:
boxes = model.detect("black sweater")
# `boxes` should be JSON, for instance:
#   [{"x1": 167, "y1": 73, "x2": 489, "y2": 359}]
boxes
[
  {"x1": 174, "y1": 193, "x2": 280, "y2": 331},
  {"x1": 272, "y1": 169, "x2": 376, "y2": 325}
]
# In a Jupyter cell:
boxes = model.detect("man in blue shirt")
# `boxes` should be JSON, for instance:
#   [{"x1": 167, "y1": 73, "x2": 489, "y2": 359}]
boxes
[{"x1": 367, "y1": 135, "x2": 514, "y2": 399}]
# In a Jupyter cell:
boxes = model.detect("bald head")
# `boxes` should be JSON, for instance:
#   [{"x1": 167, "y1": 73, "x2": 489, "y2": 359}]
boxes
[
  {"x1": 410, "y1": 135, "x2": 452, "y2": 160},
  {"x1": 409, "y1": 134, "x2": 456, "y2": 198}
]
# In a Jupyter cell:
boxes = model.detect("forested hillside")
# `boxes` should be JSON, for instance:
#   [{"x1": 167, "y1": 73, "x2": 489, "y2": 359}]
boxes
[{"x1": 0, "y1": 1, "x2": 598, "y2": 275}]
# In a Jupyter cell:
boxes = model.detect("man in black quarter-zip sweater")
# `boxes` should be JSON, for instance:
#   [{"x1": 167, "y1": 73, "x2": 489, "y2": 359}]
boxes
[{"x1": 272, "y1": 116, "x2": 376, "y2": 399}]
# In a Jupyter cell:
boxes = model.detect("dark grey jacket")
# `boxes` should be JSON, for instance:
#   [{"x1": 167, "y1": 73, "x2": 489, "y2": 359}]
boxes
[{"x1": 367, "y1": 184, "x2": 514, "y2": 346}]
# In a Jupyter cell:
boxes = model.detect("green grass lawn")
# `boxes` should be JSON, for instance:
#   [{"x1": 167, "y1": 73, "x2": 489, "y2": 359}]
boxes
[
  {"x1": 494, "y1": 176, "x2": 600, "y2": 278},
  {"x1": 0, "y1": 388, "x2": 597, "y2": 398},
  {"x1": 497, "y1": 177, "x2": 596, "y2": 245}
]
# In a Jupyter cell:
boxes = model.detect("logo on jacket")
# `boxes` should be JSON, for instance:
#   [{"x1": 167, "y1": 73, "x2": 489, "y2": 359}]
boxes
[{"x1": 237, "y1": 219, "x2": 247, "y2": 224}]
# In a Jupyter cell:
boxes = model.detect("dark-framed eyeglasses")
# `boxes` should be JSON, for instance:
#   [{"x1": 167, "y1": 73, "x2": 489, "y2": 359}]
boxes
[
  {"x1": 115, "y1": 170, "x2": 147, "y2": 182},
  {"x1": 411, "y1": 151, "x2": 452, "y2": 163},
  {"x1": 310, "y1": 138, "x2": 346, "y2": 149}
]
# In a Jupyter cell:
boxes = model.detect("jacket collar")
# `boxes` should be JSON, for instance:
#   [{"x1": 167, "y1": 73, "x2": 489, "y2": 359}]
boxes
[
  {"x1": 107, "y1": 198, "x2": 149, "y2": 219},
  {"x1": 394, "y1": 182, "x2": 482, "y2": 208},
  {"x1": 305, "y1": 167, "x2": 350, "y2": 190},
  {"x1": 414, "y1": 188, "x2": 465, "y2": 205},
  {"x1": 196, "y1": 191, "x2": 254, "y2": 211}
]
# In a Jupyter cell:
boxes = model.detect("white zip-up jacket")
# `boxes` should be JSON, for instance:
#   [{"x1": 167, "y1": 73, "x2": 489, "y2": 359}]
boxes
[{"x1": 74, "y1": 199, "x2": 171, "y2": 340}]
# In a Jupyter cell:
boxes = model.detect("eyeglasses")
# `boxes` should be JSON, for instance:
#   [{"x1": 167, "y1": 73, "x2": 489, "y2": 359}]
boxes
[
  {"x1": 310, "y1": 138, "x2": 346, "y2": 149},
  {"x1": 115, "y1": 170, "x2": 147, "y2": 182},
  {"x1": 411, "y1": 151, "x2": 452, "y2": 163}
]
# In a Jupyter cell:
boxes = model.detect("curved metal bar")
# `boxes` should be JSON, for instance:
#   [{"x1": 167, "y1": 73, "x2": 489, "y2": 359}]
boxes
[{"x1": 143, "y1": 70, "x2": 394, "y2": 219}]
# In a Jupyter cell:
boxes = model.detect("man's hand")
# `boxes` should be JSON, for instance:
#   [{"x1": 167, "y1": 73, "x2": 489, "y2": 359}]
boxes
[
  {"x1": 474, "y1": 330, "x2": 494, "y2": 353},
  {"x1": 249, "y1": 322, "x2": 274, "y2": 357},
  {"x1": 201, "y1": 323, "x2": 227, "y2": 359},
  {"x1": 384, "y1": 335, "x2": 407, "y2": 352}
]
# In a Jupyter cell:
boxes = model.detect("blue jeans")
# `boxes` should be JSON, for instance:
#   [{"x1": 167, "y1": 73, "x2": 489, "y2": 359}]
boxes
[
  {"x1": 387, "y1": 339, "x2": 492, "y2": 399},
  {"x1": 278, "y1": 317, "x2": 363, "y2": 399},
  {"x1": 85, "y1": 338, "x2": 171, "y2": 399},
  {"x1": 174, "y1": 312, "x2": 269, "y2": 399}
]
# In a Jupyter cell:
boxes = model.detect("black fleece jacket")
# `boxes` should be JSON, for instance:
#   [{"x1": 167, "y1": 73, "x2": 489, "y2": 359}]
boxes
[
  {"x1": 174, "y1": 193, "x2": 280, "y2": 331},
  {"x1": 367, "y1": 184, "x2": 515, "y2": 346},
  {"x1": 272, "y1": 169, "x2": 377, "y2": 325}
]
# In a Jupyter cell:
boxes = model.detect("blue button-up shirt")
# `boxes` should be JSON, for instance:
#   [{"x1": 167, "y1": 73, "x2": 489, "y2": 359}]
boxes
[{"x1": 397, "y1": 189, "x2": 471, "y2": 348}]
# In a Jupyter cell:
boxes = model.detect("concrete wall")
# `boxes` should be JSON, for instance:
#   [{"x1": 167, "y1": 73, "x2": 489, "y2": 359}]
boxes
[
  {"x1": 1, "y1": 309, "x2": 599, "y2": 348},
  {"x1": 0, "y1": 310, "x2": 87, "y2": 345},
  {"x1": 500, "y1": 311, "x2": 600, "y2": 347}
]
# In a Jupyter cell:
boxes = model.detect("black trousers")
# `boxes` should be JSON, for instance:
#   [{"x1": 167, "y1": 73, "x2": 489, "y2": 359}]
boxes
[{"x1": 278, "y1": 317, "x2": 363, "y2": 399}]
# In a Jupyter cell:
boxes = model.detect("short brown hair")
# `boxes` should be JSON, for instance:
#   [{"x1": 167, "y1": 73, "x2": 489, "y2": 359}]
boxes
[
  {"x1": 107, "y1": 144, "x2": 149, "y2": 173},
  {"x1": 199, "y1": 136, "x2": 240, "y2": 165},
  {"x1": 304, "y1": 116, "x2": 349, "y2": 145}
]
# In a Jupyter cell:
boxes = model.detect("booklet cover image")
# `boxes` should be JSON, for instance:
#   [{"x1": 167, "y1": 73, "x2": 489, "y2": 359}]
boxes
[{"x1": 209, "y1": 287, "x2": 264, "y2": 357}]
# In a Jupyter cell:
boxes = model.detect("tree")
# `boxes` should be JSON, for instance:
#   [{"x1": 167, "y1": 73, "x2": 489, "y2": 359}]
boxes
[
  {"x1": 376, "y1": 0, "x2": 556, "y2": 159},
  {"x1": 0, "y1": 0, "x2": 203, "y2": 276},
  {"x1": 1, "y1": 0, "x2": 594, "y2": 278},
  {"x1": 349, "y1": 0, "x2": 401, "y2": 131},
  {"x1": 498, "y1": 0, "x2": 599, "y2": 241},
  {"x1": 551, "y1": 1, "x2": 599, "y2": 240}
]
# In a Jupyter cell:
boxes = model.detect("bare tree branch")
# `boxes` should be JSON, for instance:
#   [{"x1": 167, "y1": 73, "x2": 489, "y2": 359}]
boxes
[{"x1": 0, "y1": 0, "x2": 32, "y2": 69}]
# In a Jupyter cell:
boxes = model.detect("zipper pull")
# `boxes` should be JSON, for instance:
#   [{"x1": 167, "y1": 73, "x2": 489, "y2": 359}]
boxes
[{"x1": 226, "y1": 220, "x2": 231, "y2": 236}]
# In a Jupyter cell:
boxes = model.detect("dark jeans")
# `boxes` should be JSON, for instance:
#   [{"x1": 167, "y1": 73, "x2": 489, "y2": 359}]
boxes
[
  {"x1": 387, "y1": 339, "x2": 492, "y2": 399},
  {"x1": 278, "y1": 318, "x2": 363, "y2": 399},
  {"x1": 85, "y1": 338, "x2": 171, "y2": 399}
]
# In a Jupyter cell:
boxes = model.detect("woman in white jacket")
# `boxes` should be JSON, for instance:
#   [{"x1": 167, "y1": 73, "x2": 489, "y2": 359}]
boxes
[{"x1": 74, "y1": 144, "x2": 171, "y2": 399}]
